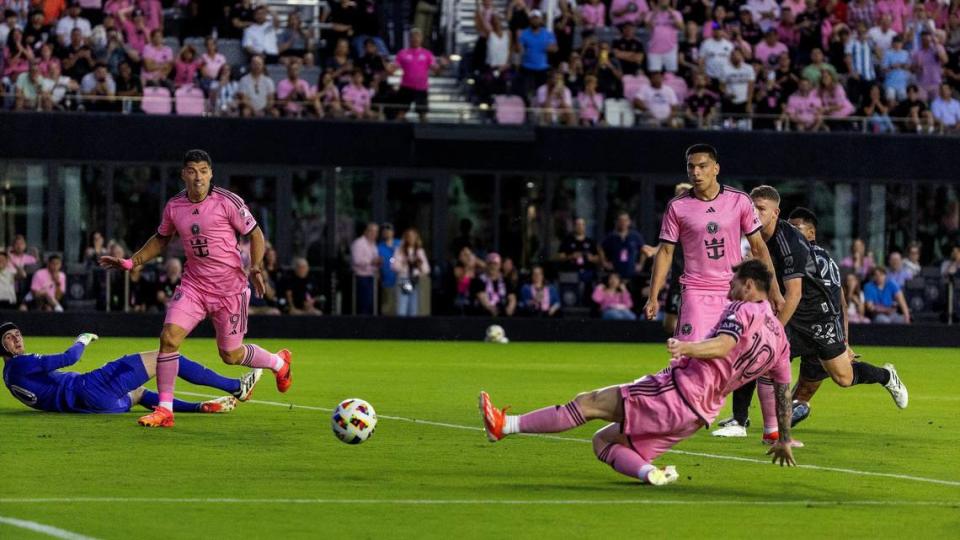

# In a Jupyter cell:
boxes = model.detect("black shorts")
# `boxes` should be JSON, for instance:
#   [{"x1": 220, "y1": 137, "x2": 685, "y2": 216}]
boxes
[
  {"x1": 787, "y1": 315, "x2": 847, "y2": 362},
  {"x1": 397, "y1": 86, "x2": 429, "y2": 114}
]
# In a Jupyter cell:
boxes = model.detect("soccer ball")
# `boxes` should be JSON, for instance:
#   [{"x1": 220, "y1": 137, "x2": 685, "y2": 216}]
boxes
[
  {"x1": 485, "y1": 324, "x2": 509, "y2": 344},
  {"x1": 332, "y1": 398, "x2": 377, "y2": 444}
]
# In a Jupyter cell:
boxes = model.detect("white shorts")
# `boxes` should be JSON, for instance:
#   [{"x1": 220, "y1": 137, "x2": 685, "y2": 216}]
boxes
[{"x1": 647, "y1": 47, "x2": 678, "y2": 73}]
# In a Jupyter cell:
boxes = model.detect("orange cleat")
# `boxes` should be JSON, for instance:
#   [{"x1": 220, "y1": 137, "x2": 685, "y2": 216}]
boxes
[
  {"x1": 200, "y1": 396, "x2": 238, "y2": 413},
  {"x1": 275, "y1": 349, "x2": 292, "y2": 393},
  {"x1": 478, "y1": 391, "x2": 508, "y2": 442},
  {"x1": 138, "y1": 406, "x2": 175, "y2": 428}
]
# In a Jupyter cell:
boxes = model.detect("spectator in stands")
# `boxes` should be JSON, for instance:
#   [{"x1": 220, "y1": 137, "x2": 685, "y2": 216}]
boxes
[
  {"x1": 36, "y1": 41, "x2": 58, "y2": 77},
  {"x1": 557, "y1": 216, "x2": 599, "y2": 285},
  {"x1": 842, "y1": 238, "x2": 876, "y2": 279},
  {"x1": 931, "y1": 83, "x2": 960, "y2": 132},
  {"x1": 392, "y1": 227, "x2": 430, "y2": 317},
  {"x1": 847, "y1": 0, "x2": 877, "y2": 29},
  {"x1": 173, "y1": 44, "x2": 200, "y2": 89},
  {"x1": 101, "y1": 27, "x2": 134, "y2": 76},
  {"x1": 81, "y1": 61, "x2": 116, "y2": 111},
  {"x1": 55, "y1": 1, "x2": 91, "y2": 46},
  {"x1": 377, "y1": 223, "x2": 399, "y2": 316},
  {"x1": 15, "y1": 59, "x2": 52, "y2": 110},
  {"x1": 876, "y1": 0, "x2": 909, "y2": 34},
  {"x1": 611, "y1": 0, "x2": 649, "y2": 28},
  {"x1": 755, "y1": 28, "x2": 789, "y2": 67},
  {"x1": 784, "y1": 77, "x2": 824, "y2": 130},
  {"x1": 452, "y1": 245, "x2": 481, "y2": 312},
  {"x1": 356, "y1": 38, "x2": 388, "y2": 88},
  {"x1": 43, "y1": 59, "x2": 77, "y2": 109},
  {"x1": 211, "y1": 64, "x2": 239, "y2": 115},
  {"x1": 846, "y1": 23, "x2": 877, "y2": 103},
  {"x1": 868, "y1": 14, "x2": 897, "y2": 56},
  {"x1": 30, "y1": 253, "x2": 66, "y2": 312},
  {"x1": 516, "y1": 10, "x2": 557, "y2": 101},
  {"x1": 480, "y1": 14, "x2": 510, "y2": 99},
  {"x1": 226, "y1": 0, "x2": 256, "y2": 40},
  {"x1": 0, "y1": 252, "x2": 26, "y2": 310},
  {"x1": 577, "y1": 74, "x2": 604, "y2": 125},
  {"x1": 592, "y1": 272, "x2": 635, "y2": 320},
  {"x1": 600, "y1": 211, "x2": 651, "y2": 288},
  {"x1": 391, "y1": 28, "x2": 446, "y2": 122},
  {"x1": 535, "y1": 69, "x2": 574, "y2": 125},
  {"x1": 885, "y1": 250, "x2": 911, "y2": 289},
  {"x1": 644, "y1": 0, "x2": 683, "y2": 73},
  {"x1": 819, "y1": 70, "x2": 854, "y2": 129},
  {"x1": 745, "y1": 0, "x2": 780, "y2": 32},
  {"x1": 892, "y1": 83, "x2": 935, "y2": 133},
  {"x1": 7, "y1": 235, "x2": 37, "y2": 269},
  {"x1": 699, "y1": 27, "x2": 734, "y2": 81},
  {"x1": 127, "y1": 264, "x2": 154, "y2": 312},
  {"x1": 471, "y1": 252, "x2": 516, "y2": 317},
  {"x1": 84, "y1": 231, "x2": 107, "y2": 265},
  {"x1": 342, "y1": 68, "x2": 375, "y2": 119},
  {"x1": 519, "y1": 265, "x2": 560, "y2": 317},
  {"x1": 800, "y1": 48, "x2": 837, "y2": 86},
  {"x1": 327, "y1": 0, "x2": 357, "y2": 53},
  {"x1": 22, "y1": 10, "x2": 52, "y2": 54},
  {"x1": 864, "y1": 266, "x2": 911, "y2": 323},
  {"x1": 276, "y1": 59, "x2": 312, "y2": 118},
  {"x1": 278, "y1": 11, "x2": 311, "y2": 63},
  {"x1": 843, "y1": 272, "x2": 870, "y2": 323},
  {"x1": 684, "y1": 71, "x2": 720, "y2": 127},
  {"x1": 242, "y1": 5, "x2": 279, "y2": 64},
  {"x1": 311, "y1": 70, "x2": 343, "y2": 118},
  {"x1": 354, "y1": 0, "x2": 387, "y2": 56},
  {"x1": 634, "y1": 69, "x2": 680, "y2": 126},
  {"x1": 721, "y1": 49, "x2": 756, "y2": 121},
  {"x1": 593, "y1": 41, "x2": 624, "y2": 98},
  {"x1": 283, "y1": 257, "x2": 322, "y2": 315},
  {"x1": 141, "y1": 28, "x2": 172, "y2": 85},
  {"x1": 238, "y1": 54, "x2": 276, "y2": 117},
  {"x1": 350, "y1": 222, "x2": 381, "y2": 315},
  {"x1": 326, "y1": 38, "x2": 354, "y2": 87},
  {"x1": 552, "y1": 0, "x2": 577, "y2": 64},
  {"x1": 737, "y1": 8, "x2": 764, "y2": 45},
  {"x1": 912, "y1": 31, "x2": 947, "y2": 99},
  {"x1": 612, "y1": 21, "x2": 644, "y2": 76},
  {"x1": 155, "y1": 257, "x2": 181, "y2": 308},
  {"x1": 0, "y1": 9, "x2": 18, "y2": 47},
  {"x1": 117, "y1": 7, "x2": 147, "y2": 54},
  {"x1": 198, "y1": 36, "x2": 225, "y2": 91},
  {"x1": 941, "y1": 243, "x2": 960, "y2": 280},
  {"x1": 137, "y1": 0, "x2": 161, "y2": 33},
  {"x1": 4, "y1": 27, "x2": 32, "y2": 81},
  {"x1": 579, "y1": 0, "x2": 607, "y2": 32},
  {"x1": 506, "y1": 0, "x2": 530, "y2": 41},
  {"x1": 859, "y1": 83, "x2": 895, "y2": 133},
  {"x1": 904, "y1": 241, "x2": 922, "y2": 275},
  {"x1": 502, "y1": 256, "x2": 520, "y2": 291}
]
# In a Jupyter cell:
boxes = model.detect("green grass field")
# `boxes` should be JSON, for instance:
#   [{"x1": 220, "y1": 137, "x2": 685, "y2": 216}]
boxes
[{"x1": 1, "y1": 338, "x2": 958, "y2": 539}]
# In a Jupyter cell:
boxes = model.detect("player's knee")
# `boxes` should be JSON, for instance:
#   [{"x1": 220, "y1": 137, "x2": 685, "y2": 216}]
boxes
[
  {"x1": 159, "y1": 329, "x2": 183, "y2": 351},
  {"x1": 830, "y1": 371, "x2": 854, "y2": 387},
  {"x1": 574, "y1": 390, "x2": 599, "y2": 411},
  {"x1": 219, "y1": 348, "x2": 243, "y2": 365}
]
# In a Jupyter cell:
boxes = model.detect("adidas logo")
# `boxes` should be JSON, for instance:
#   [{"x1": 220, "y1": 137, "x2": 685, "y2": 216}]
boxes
[
  {"x1": 192, "y1": 209, "x2": 199, "y2": 215},
  {"x1": 706, "y1": 207, "x2": 717, "y2": 213}
]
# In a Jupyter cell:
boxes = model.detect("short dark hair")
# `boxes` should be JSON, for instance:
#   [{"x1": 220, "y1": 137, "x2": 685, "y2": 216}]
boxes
[
  {"x1": 749, "y1": 185, "x2": 780, "y2": 205},
  {"x1": 183, "y1": 149, "x2": 212, "y2": 168},
  {"x1": 788, "y1": 207, "x2": 818, "y2": 228},
  {"x1": 733, "y1": 259, "x2": 772, "y2": 293},
  {"x1": 47, "y1": 253, "x2": 61, "y2": 263},
  {"x1": 685, "y1": 144, "x2": 719, "y2": 163}
]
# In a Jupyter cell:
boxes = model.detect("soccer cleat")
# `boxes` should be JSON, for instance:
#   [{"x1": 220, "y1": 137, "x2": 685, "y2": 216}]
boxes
[
  {"x1": 646, "y1": 466, "x2": 679, "y2": 486},
  {"x1": 478, "y1": 391, "x2": 508, "y2": 442},
  {"x1": 791, "y1": 400, "x2": 811, "y2": 427},
  {"x1": 233, "y1": 368, "x2": 263, "y2": 402},
  {"x1": 275, "y1": 349, "x2": 292, "y2": 393},
  {"x1": 711, "y1": 420, "x2": 748, "y2": 437},
  {"x1": 200, "y1": 396, "x2": 238, "y2": 413},
  {"x1": 883, "y1": 363, "x2": 908, "y2": 409},
  {"x1": 761, "y1": 432, "x2": 804, "y2": 447},
  {"x1": 138, "y1": 406, "x2": 174, "y2": 428},
  {"x1": 717, "y1": 416, "x2": 750, "y2": 429}
]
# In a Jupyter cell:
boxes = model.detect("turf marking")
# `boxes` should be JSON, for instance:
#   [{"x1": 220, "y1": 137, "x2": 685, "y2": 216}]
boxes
[
  {"x1": 1, "y1": 498, "x2": 958, "y2": 508},
  {"x1": 0, "y1": 516, "x2": 100, "y2": 540},
  {"x1": 178, "y1": 391, "x2": 960, "y2": 488}
]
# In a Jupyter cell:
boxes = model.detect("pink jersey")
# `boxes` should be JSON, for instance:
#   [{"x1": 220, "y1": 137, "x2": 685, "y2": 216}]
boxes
[
  {"x1": 670, "y1": 300, "x2": 791, "y2": 424},
  {"x1": 659, "y1": 185, "x2": 761, "y2": 292},
  {"x1": 157, "y1": 187, "x2": 257, "y2": 297},
  {"x1": 396, "y1": 47, "x2": 435, "y2": 91}
]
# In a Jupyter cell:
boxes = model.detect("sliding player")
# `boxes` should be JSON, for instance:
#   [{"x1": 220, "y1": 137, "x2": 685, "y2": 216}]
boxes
[
  {"x1": 100, "y1": 149, "x2": 291, "y2": 428},
  {"x1": 1, "y1": 322, "x2": 261, "y2": 414},
  {"x1": 481, "y1": 261, "x2": 797, "y2": 486}
]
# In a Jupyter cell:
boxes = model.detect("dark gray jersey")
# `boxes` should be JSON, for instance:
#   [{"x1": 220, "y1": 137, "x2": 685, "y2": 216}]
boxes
[{"x1": 765, "y1": 220, "x2": 842, "y2": 322}]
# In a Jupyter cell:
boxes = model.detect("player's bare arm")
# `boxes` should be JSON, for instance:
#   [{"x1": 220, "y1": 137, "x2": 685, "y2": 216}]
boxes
[
  {"x1": 645, "y1": 242, "x2": 675, "y2": 320},
  {"x1": 777, "y1": 277, "x2": 802, "y2": 326},
  {"x1": 766, "y1": 381, "x2": 797, "y2": 466},
  {"x1": 248, "y1": 225, "x2": 267, "y2": 297},
  {"x1": 99, "y1": 233, "x2": 172, "y2": 271},
  {"x1": 746, "y1": 232, "x2": 784, "y2": 312},
  {"x1": 666, "y1": 334, "x2": 736, "y2": 359}
]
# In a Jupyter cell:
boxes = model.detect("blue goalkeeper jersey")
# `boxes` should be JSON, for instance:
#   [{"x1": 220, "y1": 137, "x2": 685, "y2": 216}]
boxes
[{"x1": 2, "y1": 343, "x2": 86, "y2": 412}]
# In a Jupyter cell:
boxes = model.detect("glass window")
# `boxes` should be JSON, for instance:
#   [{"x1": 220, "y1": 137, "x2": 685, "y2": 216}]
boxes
[
  {"x1": 550, "y1": 177, "x2": 597, "y2": 256},
  {"x1": 501, "y1": 175, "x2": 544, "y2": 268},
  {"x1": 334, "y1": 169, "x2": 374, "y2": 260},
  {"x1": 447, "y1": 174, "x2": 494, "y2": 261},
  {"x1": 880, "y1": 183, "x2": 913, "y2": 258},
  {"x1": 916, "y1": 183, "x2": 959, "y2": 264},
  {"x1": 0, "y1": 162, "x2": 48, "y2": 260},
  {"x1": 61, "y1": 165, "x2": 108, "y2": 264},
  {"x1": 113, "y1": 166, "x2": 164, "y2": 252},
  {"x1": 292, "y1": 170, "x2": 328, "y2": 265},
  {"x1": 228, "y1": 173, "x2": 278, "y2": 248},
  {"x1": 386, "y1": 177, "x2": 434, "y2": 251},
  {"x1": 604, "y1": 176, "x2": 641, "y2": 234},
  {"x1": 811, "y1": 181, "x2": 858, "y2": 259}
]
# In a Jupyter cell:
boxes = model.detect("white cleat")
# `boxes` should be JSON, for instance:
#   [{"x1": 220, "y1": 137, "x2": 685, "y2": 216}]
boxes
[
  {"x1": 883, "y1": 364, "x2": 908, "y2": 409},
  {"x1": 234, "y1": 368, "x2": 263, "y2": 402},
  {"x1": 711, "y1": 421, "x2": 748, "y2": 437},
  {"x1": 646, "y1": 466, "x2": 679, "y2": 486},
  {"x1": 200, "y1": 395, "x2": 238, "y2": 413}
]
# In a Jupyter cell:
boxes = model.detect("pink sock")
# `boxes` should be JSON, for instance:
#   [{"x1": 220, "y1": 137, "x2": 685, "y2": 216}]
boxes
[
  {"x1": 758, "y1": 377, "x2": 778, "y2": 433},
  {"x1": 239, "y1": 344, "x2": 284, "y2": 373},
  {"x1": 517, "y1": 402, "x2": 586, "y2": 433},
  {"x1": 596, "y1": 442, "x2": 651, "y2": 480},
  {"x1": 156, "y1": 352, "x2": 180, "y2": 411}
]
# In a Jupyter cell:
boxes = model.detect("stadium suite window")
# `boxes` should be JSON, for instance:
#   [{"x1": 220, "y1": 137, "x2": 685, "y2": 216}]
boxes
[
  {"x1": 604, "y1": 176, "x2": 642, "y2": 234},
  {"x1": 0, "y1": 162, "x2": 47, "y2": 259},
  {"x1": 228, "y1": 174, "x2": 277, "y2": 247},
  {"x1": 447, "y1": 175, "x2": 494, "y2": 261},
  {"x1": 292, "y1": 170, "x2": 328, "y2": 266},
  {"x1": 500, "y1": 175, "x2": 544, "y2": 269},
  {"x1": 386, "y1": 177, "x2": 434, "y2": 250},
  {"x1": 334, "y1": 169, "x2": 374, "y2": 259},
  {"x1": 811, "y1": 181, "x2": 858, "y2": 259},
  {"x1": 63, "y1": 165, "x2": 108, "y2": 265},
  {"x1": 550, "y1": 177, "x2": 598, "y2": 256},
  {"x1": 916, "y1": 184, "x2": 960, "y2": 264},
  {"x1": 113, "y1": 166, "x2": 164, "y2": 253}
]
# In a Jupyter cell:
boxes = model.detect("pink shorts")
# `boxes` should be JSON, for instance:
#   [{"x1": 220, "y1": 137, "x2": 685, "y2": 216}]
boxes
[
  {"x1": 676, "y1": 288, "x2": 730, "y2": 341},
  {"x1": 164, "y1": 283, "x2": 250, "y2": 351},
  {"x1": 619, "y1": 372, "x2": 704, "y2": 462}
]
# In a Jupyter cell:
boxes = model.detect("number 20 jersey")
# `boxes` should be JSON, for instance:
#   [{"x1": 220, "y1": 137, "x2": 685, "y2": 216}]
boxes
[
  {"x1": 765, "y1": 220, "x2": 843, "y2": 323},
  {"x1": 157, "y1": 186, "x2": 257, "y2": 297}
]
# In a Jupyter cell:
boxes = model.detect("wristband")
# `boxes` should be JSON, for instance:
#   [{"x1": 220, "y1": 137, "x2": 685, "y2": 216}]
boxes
[{"x1": 120, "y1": 258, "x2": 134, "y2": 271}]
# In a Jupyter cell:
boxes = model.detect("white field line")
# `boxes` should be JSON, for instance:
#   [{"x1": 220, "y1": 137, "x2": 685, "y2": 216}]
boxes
[
  {"x1": 181, "y1": 392, "x2": 960, "y2": 488},
  {"x1": 0, "y1": 516, "x2": 101, "y2": 540},
  {"x1": 1, "y1": 498, "x2": 958, "y2": 508}
]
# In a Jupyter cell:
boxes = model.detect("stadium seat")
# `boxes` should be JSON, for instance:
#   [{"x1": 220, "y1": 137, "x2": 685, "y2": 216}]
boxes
[
  {"x1": 301, "y1": 66, "x2": 323, "y2": 86},
  {"x1": 266, "y1": 64, "x2": 287, "y2": 86},
  {"x1": 663, "y1": 72, "x2": 688, "y2": 103},
  {"x1": 183, "y1": 37, "x2": 206, "y2": 52},
  {"x1": 142, "y1": 86, "x2": 173, "y2": 114},
  {"x1": 218, "y1": 39, "x2": 246, "y2": 67},
  {"x1": 604, "y1": 98, "x2": 635, "y2": 127},
  {"x1": 494, "y1": 95, "x2": 526, "y2": 124},
  {"x1": 175, "y1": 85, "x2": 206, "y2": 115},
  {"x1": 622, "y1": 74, "x2": 649, "y2": 102},
  {"x1": 595, "y1": 27, "x2": 620, "y2": 44},
  {"x1": 164, "y1": 36, "x2": 181, "y2": 53}
]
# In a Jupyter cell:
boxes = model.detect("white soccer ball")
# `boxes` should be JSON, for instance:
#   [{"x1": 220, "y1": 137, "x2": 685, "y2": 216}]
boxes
[
  {"x1": 485, "y1": 324, "x2": 509, "y2": 344},
  {"x1": 332, "y1": 398, "x2": 378, "y2": 445}
]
